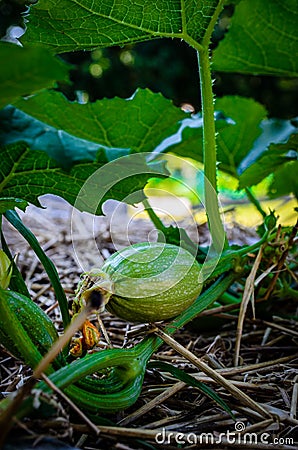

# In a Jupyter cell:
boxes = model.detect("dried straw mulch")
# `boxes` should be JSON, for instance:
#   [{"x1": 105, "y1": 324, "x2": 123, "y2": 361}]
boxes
[{"x1": 0, "y1": 195, "x2": 297, "y2": 449}]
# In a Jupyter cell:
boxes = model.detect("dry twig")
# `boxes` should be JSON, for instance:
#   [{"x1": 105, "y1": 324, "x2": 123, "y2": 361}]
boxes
[
  {"x1": 152, "y1": 325, "x2": 272, "y2": 420},
  {"x1": 234, "y1": 245, "x2": 264, "y2": 366}
]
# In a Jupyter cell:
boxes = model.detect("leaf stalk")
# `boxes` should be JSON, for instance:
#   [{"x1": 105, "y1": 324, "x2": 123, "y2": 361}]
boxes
[{"x1": 186, "y1": 0, "x2": 228, "y2": 252}]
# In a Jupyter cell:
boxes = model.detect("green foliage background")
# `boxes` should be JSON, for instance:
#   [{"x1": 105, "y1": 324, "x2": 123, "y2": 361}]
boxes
[
  {"x1": 0, "y1": 0, "x2": 297, "y2": 207},
  {"x1": 1, "y1": 1, "x2": 297, "y2": 118}
]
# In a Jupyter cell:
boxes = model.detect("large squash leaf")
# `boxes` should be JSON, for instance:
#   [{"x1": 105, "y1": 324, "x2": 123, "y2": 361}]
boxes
[
  {"x1": 0, "y1": 198, "x2": 28, "y2": 214},
  {"x1": 22, "y1": 0, "x2": 220, "y2": 52},
  {"x1": 239, "y1": 133, "x2": 298, "y2": 199},
  {"x1": 215, "y1": 97, "x2": 266, "y2": 176},
  {"x1": 213, "y1": 0, "x2": 298, "y2": 76},
  {"x1": 0, "y1": 42, "x2": 68, "y2": 109},
  {"x1": 0, "y1": 142, "x2": 168, "y2": 214},
  {"x1": 164, "y1": 96, "x2": 266, "y2": 175},
  {"x1": 164, "y1": 96, "x2": 296, "y2": 178},
  {"x1": 0, "y1": 106, "x2": 112, "y2": 169},
  {"x1": 14, "y1": 89, "x2": 188, "y2": 155}
]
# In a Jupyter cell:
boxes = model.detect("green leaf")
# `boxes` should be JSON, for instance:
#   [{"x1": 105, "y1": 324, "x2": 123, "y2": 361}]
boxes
[
  {"x1": 4, "y1": 209, "x2": 70, "y2": 331},
  {"x1": 215, "y1": 97, "x2": 267, "y2": 176},
  {"x1": 0, "y1": 197, "x2": 28, "y2": 213},
  {"x1": 165, "y1": 96, "x2": 266, "y2": 176},
  {"x1": 0, "y1": 106, "x2": 135, "y2": 169},
  {"x1": 0, "y1": 142, "x2": 168, "y2": 214},
  {"x1": 239, "y1": 133, "x2": 298, "y2": 199},
  {"x1": 269, "y1": 160, "x2": 298, "y2": 199},
  {"x1": 152, "y1": 111, "x2": 229, "y2": 161},
  {"x1": 0, "y1": 42, "x2": 69, "y2": 109},
  {"x1": 22, "y1": 0, "x2": 220, "y2": 52},
  {"x1": 213, "y1": 0, "x2": 298, "y2": 76},
  {"x1": 148, "y1": 360, "x2": 234, "y2": 417},
  {"x1": 0, "y1": 231, "x2": 30, "y2": 297},
  {"x1": 15, "y1": 89, "x2": 188, "y2": 154},
  {"x1": 158, "y1": 96, "x2": 296, "y2": 179},
  {"x1": 0, "y1": 106, "x2": 101, "y2": 169},
  {"x1": 9, "y1": 94, "x2": 290, "y2": 195},
  {"x1": 238, "y1": 118, "x2": 297, "y2": 174}
]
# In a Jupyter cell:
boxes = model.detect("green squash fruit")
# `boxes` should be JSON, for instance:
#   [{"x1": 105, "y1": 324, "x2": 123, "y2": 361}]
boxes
[
  {"x1": 0, "y1": 290, "x2": 61, "y2": 365},
  {"x1": 81, "y1": 242, "x2": 203, "y2": 323}
]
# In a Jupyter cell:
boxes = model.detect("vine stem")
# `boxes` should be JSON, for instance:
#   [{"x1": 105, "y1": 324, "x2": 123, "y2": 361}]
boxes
[
  {"x1": 245, "y1": 187, "x2": 267, "y2": 217},
  {"x1": 197, "y1": 48, "x2": 228, "y2": 252},
  {"x1": 142, "y1": 198, "x2": 166, "y2": 232},
  {"x1": 188, "y1": 0, "x2": 228, "y2": 253}
]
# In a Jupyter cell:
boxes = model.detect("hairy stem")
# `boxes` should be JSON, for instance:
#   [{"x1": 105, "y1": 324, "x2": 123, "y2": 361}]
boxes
[
  {"x1": 197, "y1": 48, "x2": 228, "y2": 252},
  {"x1": 187, "y1": 0, "x2": 228, "y2": 253}
]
